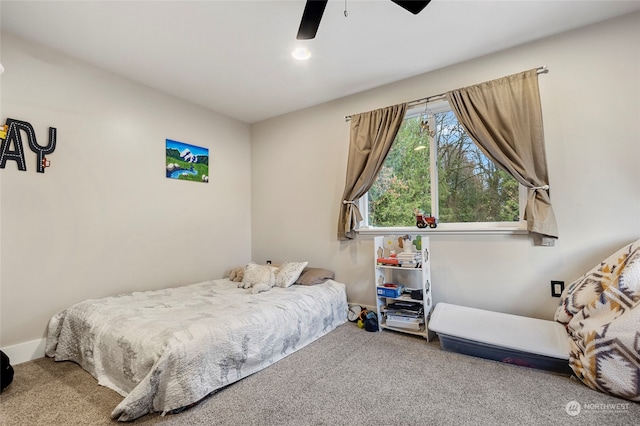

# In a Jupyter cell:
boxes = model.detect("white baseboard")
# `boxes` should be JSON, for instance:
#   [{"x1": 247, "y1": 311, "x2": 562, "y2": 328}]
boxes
[{"x1": 1, "y1": 338, "x2": 46, "y2": 365}]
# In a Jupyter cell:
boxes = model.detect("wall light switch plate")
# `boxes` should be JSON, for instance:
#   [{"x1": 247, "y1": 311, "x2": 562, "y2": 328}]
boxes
[{"x1": 551, "y1": 280, "x2": 564, "y2": 297}]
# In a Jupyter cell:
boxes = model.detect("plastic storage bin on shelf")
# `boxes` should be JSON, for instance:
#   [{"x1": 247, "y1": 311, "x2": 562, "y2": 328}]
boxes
[{"x1": 376, "y1": 284, "x2": 404, "y2": 298}]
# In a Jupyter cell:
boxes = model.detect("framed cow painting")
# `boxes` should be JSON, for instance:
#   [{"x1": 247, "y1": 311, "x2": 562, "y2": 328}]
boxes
[{"x1": 165, "y1": 139, "x2": 209, "y2": 183}]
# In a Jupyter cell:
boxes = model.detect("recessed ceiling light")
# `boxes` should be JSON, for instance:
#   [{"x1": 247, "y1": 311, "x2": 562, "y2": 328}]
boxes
[{"x1": 292, "y1": 47, "x2": 311, "y2": 61}]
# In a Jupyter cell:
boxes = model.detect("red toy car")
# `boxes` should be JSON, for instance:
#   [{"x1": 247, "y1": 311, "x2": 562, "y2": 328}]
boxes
[{"x1": 415, "y1": 210, "x2": 437, "y2": 228}]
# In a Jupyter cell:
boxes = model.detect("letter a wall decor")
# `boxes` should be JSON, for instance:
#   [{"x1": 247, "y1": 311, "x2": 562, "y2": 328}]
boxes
[{"x1": 0, "y1": 118, "x2": 57, "y2": 173}]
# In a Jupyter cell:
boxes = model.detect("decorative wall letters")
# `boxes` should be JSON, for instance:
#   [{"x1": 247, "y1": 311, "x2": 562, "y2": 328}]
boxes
[{"x1": 0, "y1": 118, "x2": 57, "y2": 173}]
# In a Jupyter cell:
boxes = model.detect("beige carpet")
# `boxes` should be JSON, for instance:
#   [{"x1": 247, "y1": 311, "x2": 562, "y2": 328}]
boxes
[{"x1": 1, "y1": 323, "x2": 638, "y2": 425}]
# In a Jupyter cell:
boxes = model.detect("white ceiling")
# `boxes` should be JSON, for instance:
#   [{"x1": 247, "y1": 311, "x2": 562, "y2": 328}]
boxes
[{"x1": 2, "y1": 1, "x2": 640, "y2": 124}]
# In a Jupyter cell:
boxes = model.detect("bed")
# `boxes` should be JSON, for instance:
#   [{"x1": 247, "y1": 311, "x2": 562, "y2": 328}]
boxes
[{"x1": 45, "y1": 272, "x2": 348, "y2": 421}]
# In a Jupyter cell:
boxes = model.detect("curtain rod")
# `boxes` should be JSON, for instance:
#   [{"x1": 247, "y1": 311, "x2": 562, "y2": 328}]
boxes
[{"x1": 345, "y1": 66, "x2": 549, "y2": 121}]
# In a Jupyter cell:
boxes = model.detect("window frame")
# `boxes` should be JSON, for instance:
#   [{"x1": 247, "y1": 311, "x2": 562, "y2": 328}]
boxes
[{"x1": 357, "y1": 101, "x2": 528, "y2": 236}]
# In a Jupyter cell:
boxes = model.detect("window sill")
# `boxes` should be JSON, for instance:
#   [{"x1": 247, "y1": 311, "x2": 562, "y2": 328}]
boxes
[{"x1": 356, "y1": 223, "x2": 528, "y2": 236}]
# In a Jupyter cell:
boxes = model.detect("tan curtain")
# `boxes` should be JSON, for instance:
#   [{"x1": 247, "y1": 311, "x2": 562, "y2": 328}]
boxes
[
  {"x1": 446, "y1": 69, "x2": 558, "y2": 240},
  {"x1": 338, "y1": 103, "x2": 407, "y2": 240}
]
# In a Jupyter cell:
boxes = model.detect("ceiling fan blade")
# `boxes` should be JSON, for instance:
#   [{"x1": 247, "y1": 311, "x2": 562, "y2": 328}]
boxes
[
  {"x1": 390, "y1": 0, "x2": 431, "y2": 15},
  {"x1": 297, "y1": 0, "x2": 328, "y2": 40}
]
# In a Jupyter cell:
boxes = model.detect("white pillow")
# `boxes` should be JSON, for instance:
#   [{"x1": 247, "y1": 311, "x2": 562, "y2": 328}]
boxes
[
  {"x1": 275, "y1": 261, "x2": 309, "y2": 288},
  {"x1": 242, "y1": 263, "x2": 276, "y2": 287}
]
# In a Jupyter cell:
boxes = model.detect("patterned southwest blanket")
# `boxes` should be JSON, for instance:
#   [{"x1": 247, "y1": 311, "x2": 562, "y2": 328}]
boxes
[
  {"x1": 46, "y1": 279, "x2": 348, "y2": 421},
  {"x1": 555, "y1": 239, "x2": 640, "y2": 401}
]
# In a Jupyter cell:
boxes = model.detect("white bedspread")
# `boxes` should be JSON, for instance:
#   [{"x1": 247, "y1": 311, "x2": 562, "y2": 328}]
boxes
[{"x1": 45, "y1": 279, "x2": 348, "y2": 421}]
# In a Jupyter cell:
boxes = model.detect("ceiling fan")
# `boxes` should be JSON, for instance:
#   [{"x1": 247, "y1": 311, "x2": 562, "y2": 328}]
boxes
[{"x1": 296, "y1": 0, "x2": 432, "y2": 40}]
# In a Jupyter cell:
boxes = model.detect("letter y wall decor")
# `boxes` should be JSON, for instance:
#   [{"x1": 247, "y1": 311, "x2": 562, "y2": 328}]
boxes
[{"x1": 0, "y1": 118, "x2": 56, "y2": 173}]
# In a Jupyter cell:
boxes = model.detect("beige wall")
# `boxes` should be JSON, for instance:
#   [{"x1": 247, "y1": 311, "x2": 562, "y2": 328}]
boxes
[
  {"x1": 0, "y1": 33, "x2": 252, "y2": 348},
  {"x1": 250, "y1": 12, "x2": 640, "y2": 319},
  {"x1": 2, "y1": 12, "x2": 639, "y2": 359}
]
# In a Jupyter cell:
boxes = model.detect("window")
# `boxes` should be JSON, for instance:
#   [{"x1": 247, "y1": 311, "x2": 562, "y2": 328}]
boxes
[{"x1": 365, "y1": 101, "x2": 524, "y2": 230}]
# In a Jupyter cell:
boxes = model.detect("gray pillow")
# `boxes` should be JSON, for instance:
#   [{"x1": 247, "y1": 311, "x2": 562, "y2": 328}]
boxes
[{"x1": 295, "y1": 267, "x2": 335, "y2": 285}]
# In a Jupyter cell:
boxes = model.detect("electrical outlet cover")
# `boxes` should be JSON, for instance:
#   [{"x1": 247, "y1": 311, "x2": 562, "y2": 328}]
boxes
[{"x1": 551, "y1": 280, "x2": 564, "y2": 297}]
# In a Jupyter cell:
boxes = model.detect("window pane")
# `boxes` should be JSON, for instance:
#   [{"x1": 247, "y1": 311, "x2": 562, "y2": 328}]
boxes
[
  {"x1": 435, "y1": 111, "x2": 520, "y2": 222},
  {"x1": 366, "y1": 106, "x2": 520, "y2": 228},
  {"x1": 368, "y1": 116, "x2": 431, "y2": 227}
]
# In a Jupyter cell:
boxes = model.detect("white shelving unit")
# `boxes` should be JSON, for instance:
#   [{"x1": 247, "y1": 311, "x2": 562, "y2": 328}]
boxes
[{"x1": 374, "y1": 235, "x2": 435, "y2": 341}]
